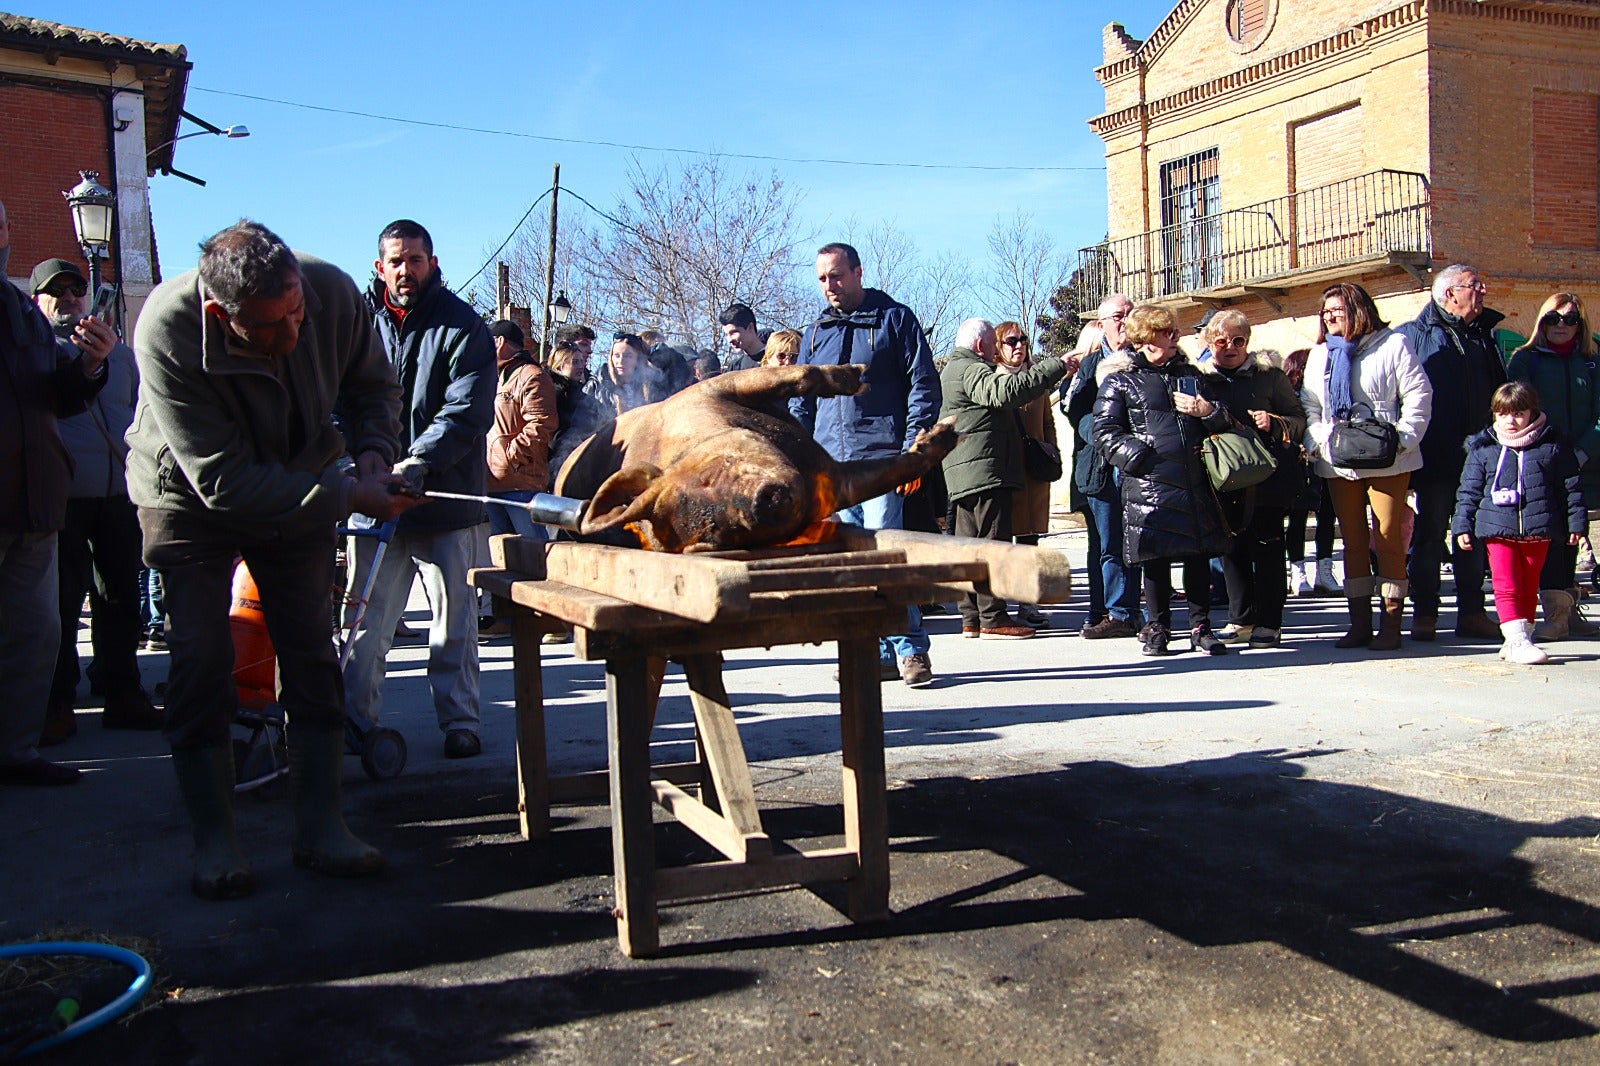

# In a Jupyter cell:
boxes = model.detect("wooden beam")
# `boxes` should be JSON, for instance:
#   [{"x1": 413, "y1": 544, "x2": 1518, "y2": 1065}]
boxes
[
  {"x1": 681, "y1": 654, "x2": 766, "y2": 846},
  {"x1": 654, "y1": 848, "x2": 861, "y2": 902},
  {"x1": 511, "y1": 615, "x2": 548, "y2": 840},
  {"x1": 549, "y1": 761, "x2": 704, "y2": 803},
  {"x1": 834, "y1": 528, "x2": 1072, "y2": 605},
  {"x1": 494, "y1": 536, "x2": 749, "y2": 623},
  {"x1": 651, "y1": 781, "x2": 772, "y2": 863},
  {"x1": 606, "y1": 653, "x2": 659, "y2": 957},
  {"x1": 1242, "y1": 286, "x2": 1285, "y2": 313},
  {"x1": 838, "y1": 635, "x2": 890, "y2": 923}
]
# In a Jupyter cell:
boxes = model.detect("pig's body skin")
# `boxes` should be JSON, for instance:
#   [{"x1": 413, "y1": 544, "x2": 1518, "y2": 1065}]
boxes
[{"x1": 553, "y1": 364, "x2": 956, "y2": 553}]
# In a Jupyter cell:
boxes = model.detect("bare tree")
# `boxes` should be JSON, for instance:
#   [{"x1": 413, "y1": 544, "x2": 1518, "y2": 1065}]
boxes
[
  {"x1": 986, "y1": 210, "x2": 1066, "y2": 346},
  {"x1": 842, "y1": 219, "x2": 974, "y2": 356}
]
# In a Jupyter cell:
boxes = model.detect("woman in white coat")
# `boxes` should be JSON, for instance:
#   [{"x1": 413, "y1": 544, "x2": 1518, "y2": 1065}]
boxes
[{"x1": 1301, "y1": 282, "x2": 1433, "y2": 651}]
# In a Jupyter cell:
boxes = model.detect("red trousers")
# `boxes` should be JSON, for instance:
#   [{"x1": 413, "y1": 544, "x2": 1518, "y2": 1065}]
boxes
[{"x1": 1485, "y1": 537, "x2": 1549, "y2": 624}]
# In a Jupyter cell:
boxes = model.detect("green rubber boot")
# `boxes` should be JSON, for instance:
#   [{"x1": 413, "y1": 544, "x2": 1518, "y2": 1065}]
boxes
[
  {"x1": 287, "y1": 726, "x2": 384, "y2": 877},
  {"x1": 170, "y1": 747, "x2": 255, "y2": 900}
]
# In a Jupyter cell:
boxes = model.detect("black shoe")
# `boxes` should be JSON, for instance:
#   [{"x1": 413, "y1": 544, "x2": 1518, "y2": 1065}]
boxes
[
  {"x1": 103, "y1": 688, "x2": 166, "y2": 731},
  {"x1": 1192, "y1": 627, "x2": 1228, "y2": 655},
  {"x1": 1141, "y1": 626, "x2": 1170, "y2": 656},
  {"x1": 1015, "y1": 604, "x2": 1050, "y2": 629},
  {"x1": 0, "y1": 757, "x2": 81, "y2": 786},
  {"x1": 444, "y1": 731, "x2": 481, "y2": 759}
]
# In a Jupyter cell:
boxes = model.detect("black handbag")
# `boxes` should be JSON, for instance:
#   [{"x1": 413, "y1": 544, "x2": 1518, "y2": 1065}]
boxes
[
  {"x1": 1327, "y1": 402, "x2": 1400, "y2": 469},
  {"x1": 1254, "y1": 415, "x2": 1311, "y2": 510},
  {"x1": 1016, "y1": 411, "x2": 1063, "y2": 482}
]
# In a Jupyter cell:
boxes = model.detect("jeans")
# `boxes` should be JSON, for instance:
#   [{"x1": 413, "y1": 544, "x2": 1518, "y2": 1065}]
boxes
[
  {"x1": 141, "y1": 509, "x2": 343, "y2": 751},
  {"x1": 0, "y1": 533, "x2": 60, "y2": 765},
  {"x1": 52, "y1": 495, "x2": 145, "y2": 703},
  {"x1": 488, "y1": 490, "x2": 552, "y2": 542},
  {"x1": 343, "y1": 524, "x2": 482, "y2": 734},
  {"x1": 838, "y1": 492, "x2": 929, "y2": 660},
  {"x1": 1221, "y1": 507, "x2": 1289, "y2": 630},
  {"x1": 952, "y1": 489, "x2": 1014, "y2": 628},
  {"x1": 1083, "y1": 493, "x2": 1140, "y2": 622},
  {"x1": 1409, "y1": 475, "x2": 1487, "y2": 617},
  {"x1": 140, "y1": 568, "x2": 165, "y2": 631}
]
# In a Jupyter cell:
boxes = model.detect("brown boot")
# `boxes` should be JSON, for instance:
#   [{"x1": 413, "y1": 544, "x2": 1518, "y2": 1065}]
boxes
[
  {"x1": 1411, "y1": 614, "x2": 1437, "y2": 641},
  {"x1": 1335, "y1": 576, "x2": 1374, "y2": 648},
  {"x1": 1371, "y1": 598, "x2": 1405, "y2": 650}
]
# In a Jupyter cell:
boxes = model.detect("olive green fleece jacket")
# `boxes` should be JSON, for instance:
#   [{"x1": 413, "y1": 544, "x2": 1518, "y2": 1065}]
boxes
[
  {"x1": 125, "y1": 254, "x2": 402, "y2": 536},
  {"x1": 938, "y1": 346, "x2": 1068, "y2": 502}
]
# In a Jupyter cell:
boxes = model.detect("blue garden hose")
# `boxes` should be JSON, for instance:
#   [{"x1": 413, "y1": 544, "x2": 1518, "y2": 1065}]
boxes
[{"x1": 0, "y1": 941, "x2": 151, "y2": 1059}]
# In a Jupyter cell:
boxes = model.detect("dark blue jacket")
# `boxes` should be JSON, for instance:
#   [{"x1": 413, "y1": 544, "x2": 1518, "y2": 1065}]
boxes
[
  {"x1": 363, "y1": 275, "x2": 494, "y2": 531},
  {"x1": 790, "y1": 289, "x2": 940, "y2": 461},
  {"x1": 1452, "y1": 424, "x2": 1585, "y2": 541},
  {"x1": 1394, "y1": 301, "x2": 1506, "y2": 483}
]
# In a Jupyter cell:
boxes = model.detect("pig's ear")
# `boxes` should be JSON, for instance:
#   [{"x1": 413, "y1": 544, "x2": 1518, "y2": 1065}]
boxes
[{"x1": 579, "y1": 464, "x2": 665, "y2": 536}]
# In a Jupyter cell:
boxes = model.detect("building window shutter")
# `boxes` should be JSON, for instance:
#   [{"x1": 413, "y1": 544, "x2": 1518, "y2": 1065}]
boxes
[{"x1": 1229, "y1": 0, "x2": 1269, "y2": 43}]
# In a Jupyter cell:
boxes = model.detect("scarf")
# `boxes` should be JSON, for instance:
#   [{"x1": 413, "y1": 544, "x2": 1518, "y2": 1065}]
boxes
[
  {"x1": 1325, "y1": 334, "x2": 1356, "y2": 417},
  {"x1": 1494, "y1": 412, "x2": 1547, "y2": 449}
]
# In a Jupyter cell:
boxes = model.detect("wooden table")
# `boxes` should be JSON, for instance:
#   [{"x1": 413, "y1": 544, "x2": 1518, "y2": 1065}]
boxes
[{"x1": 472, "y1": 528, "x2": 1070, "y2": 957}]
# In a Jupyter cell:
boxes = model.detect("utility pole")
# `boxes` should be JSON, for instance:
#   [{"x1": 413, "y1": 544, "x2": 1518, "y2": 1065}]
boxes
[
  {"x1": 495, "y1": 261, "x2": 510, "y2": 321},
  {"x1": 541, "y1": 163, "x2": 560, "y2": 362}
]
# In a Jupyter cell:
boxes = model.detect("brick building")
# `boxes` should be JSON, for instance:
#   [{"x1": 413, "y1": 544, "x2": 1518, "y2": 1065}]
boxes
[
  {"x1": 1078, "y1": 0, "x2": 1600, "y2": 356},
  {"x1": 0, "y1": 13, "x2": 189, "y2": 327}
]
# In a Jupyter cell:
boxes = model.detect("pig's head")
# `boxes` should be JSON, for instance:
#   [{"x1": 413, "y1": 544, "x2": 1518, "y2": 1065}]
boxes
[{"x1": 578, "y1": 445, "x2": 818, "y2": 553}]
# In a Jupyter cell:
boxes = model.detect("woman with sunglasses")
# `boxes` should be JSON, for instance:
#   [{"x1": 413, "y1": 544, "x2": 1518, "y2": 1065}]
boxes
[
  {"x1": 1301, "y1": 282, "x2": 1432, "y2": 651},
  {"x1": 993, "y1": 321, "x2": 1063, "y2": 627},
  {"x1": 1199, "y1": 310, "x2": 1306, "y2": 648},
  {"x1": 1507, "y1": 293, "x2": 1600, "y2": 638}
]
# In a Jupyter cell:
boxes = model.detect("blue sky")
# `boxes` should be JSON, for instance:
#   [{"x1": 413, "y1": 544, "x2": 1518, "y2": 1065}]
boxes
[{"x1": 49, "y1": 0, "x2": 1176, "y2": 299}]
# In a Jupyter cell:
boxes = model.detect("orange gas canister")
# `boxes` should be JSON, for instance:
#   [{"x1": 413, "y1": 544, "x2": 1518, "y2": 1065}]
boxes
[{"x1": 230, "y1": 561, "x2": 276, "y2": 710}]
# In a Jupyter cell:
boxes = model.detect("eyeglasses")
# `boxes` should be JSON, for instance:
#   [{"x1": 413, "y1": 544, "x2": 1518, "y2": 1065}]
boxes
[
  {"x1": 1213, "y1": 336, "x2": 1249, "y2": 349},
  {"x1": 1101, "y1": 312, "x2": 1129, "y2": 323},
  {"x1": 1450, "y1": 282, "x2": 1488, "y2": 295},
  {"x1": 1543, "y1": 310, "x2": 1582, "y2": 328},
  {"x1": 1321, "y1": 307, "x2": 1347, "y2": 318},
  {"x1": 43, "y1": 283, "x2": 87, "y2": 299}
]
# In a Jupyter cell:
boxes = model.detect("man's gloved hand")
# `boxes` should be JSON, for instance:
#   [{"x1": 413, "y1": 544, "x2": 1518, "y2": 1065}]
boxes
[{"x1": 393, "y1": 456, "x2": 429, "y2": 492}]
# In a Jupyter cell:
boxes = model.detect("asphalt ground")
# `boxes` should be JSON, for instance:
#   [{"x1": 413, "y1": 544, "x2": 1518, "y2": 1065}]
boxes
[{"x1": 7, "y1": 528, "x2": 1600, "y2": 1064}]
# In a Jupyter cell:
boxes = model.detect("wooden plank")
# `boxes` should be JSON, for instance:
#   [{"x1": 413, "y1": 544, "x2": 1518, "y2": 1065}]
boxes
[
  {"x1": 654, "y1": 848, "x2": 861, "y2": 902},
  {"x1": 651, "y1": 780, "x2": 772, "y2": 863},
  {"x1": 699, "y1": 542, "x2": 850, "y2": 562},
  {"x1": 548, "y1": 760, "x2": 704, "y2": 803},
  {"x1": 606, "y1": 653, "x2": 659, "y2": 958},
  {"x1": 498, "y1": 537, "x2": 750, "y2": 623},
  {"x1": 741, "y1": 549, "x2": 905, "y2": 572},
  {"x1": 835, "y1": 526, "x2": 1072, "y2": 605},
  {"x1": 511, "y1": 615, "x2": 548, "y2": 840},
  {"x1": 838, "y1": 634, "x2": 890, "y2": 923},
  {"x1": 749, "y1": 589, "x2": 886, "y2": 615},
  {"x1": 746, "y1": 561, "x2": 985, "y2": 593},
  {"x1": 680, "y1": 654, "x2": 766, "y2": 845},
  {"x1": 579, "y1": 605, "x2": 909, "y2": 660},
  {"x1": 474, "y1": 570, "x2": 682, "y2": 631}
]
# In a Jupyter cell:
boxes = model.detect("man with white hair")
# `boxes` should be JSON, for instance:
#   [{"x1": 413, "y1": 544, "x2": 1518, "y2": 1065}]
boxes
[
  {"x1": 939, "y1": 317, "x2": 1070, "y2": 639},
  {"x1": 1062, "y1": 294, "x2": 1143, "y2": 638},
  {"x1": 1395, "y1": 264, "x2": 1506, "y2": 641}
]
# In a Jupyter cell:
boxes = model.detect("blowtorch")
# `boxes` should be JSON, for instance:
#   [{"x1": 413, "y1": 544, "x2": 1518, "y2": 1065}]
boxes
[{"x1": 421, "y1": 491, "x2": 585, "y2": 531}]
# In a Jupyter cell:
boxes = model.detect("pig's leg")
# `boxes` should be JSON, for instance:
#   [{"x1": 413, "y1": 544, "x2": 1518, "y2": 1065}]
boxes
[
  {"x1": 704, "y1": 364, "x2": 865, "y2": 407},
  {"x1": 825, "y1": 420, "x2": 959, "y2": 515}
]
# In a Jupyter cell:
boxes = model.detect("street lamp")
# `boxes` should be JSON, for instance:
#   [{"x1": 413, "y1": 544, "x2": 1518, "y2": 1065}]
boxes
[
  {"x1": 147, "y1": 121, "x2": 250, "y2": 187},
  {"x1": 62, "y1": 171, "x2": 115, "y2": 291},
  {"x1": 542, "y1": 290, "x2": 571, "y2": 362},
  {"x1": 549, "y1": 291, "x2": 572, "y2": 326}
]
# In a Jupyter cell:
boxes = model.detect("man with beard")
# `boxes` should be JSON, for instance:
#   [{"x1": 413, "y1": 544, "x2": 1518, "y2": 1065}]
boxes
[
  {"x1": 0, "y1": 202, "x2": 108, "y2": 786},
  {"x1": 29, "y1": 258, "x2": 163, "y2": 744},
  {"x1": 343, "y1": 220, "x2": 495, "y2": 759}
]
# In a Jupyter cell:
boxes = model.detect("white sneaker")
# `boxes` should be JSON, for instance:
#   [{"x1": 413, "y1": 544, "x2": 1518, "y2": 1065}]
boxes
[
  {"x1": 1314, "y1": 558, "x2": 1342, "y2": 595},
  {"x1": 1500, "y1": 620, "x2": 1550, "y2": 665},
  {"x1": 1218, "y1": 623, "x2": 1254, "y2": 644},
  {"x1": 1288, "y1": 562, "x2": 1313, "y2": 597}
]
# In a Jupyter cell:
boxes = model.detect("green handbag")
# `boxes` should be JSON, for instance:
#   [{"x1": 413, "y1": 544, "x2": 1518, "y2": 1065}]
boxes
[{"x1": 1201, "y1": 426, "x2": 1277, "y2": 493}]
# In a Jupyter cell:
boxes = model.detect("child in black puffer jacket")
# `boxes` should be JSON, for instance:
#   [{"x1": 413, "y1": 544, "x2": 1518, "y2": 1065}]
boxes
[{"x1": 1452, "y1": 381, "x2": 1586, "y2": 664}]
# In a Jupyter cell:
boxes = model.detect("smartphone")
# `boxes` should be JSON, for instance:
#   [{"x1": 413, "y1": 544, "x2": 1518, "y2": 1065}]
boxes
[
  {"x1": 1176, "y1": 377, "x2": 1198, "y2": 397},
  {"x1": 88, "y1": 283, "x2": 117, "y2": 322}
]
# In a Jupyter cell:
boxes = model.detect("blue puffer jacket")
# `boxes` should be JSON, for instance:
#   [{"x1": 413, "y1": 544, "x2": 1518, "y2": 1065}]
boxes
[
  {"x1": 1394, "y1": 301, "x2": 1506, "y2": 483},
  {"x1": 1452, "y1": 423, "x2": 1585, "y2": 541},
  {"x1": 362, "y1": 275, "x2": 495, "y2": 532},
  {"x1": 790, "y1": 289, "x2": 940, "y2": 461}
]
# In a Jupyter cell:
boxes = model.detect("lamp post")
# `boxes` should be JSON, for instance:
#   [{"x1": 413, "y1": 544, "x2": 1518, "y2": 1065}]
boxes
[
  {"x1": 62, "y1": 171, "x2": 115, "y2": 292},
  {"x1": 146, "y1": 123, "x2": 250, "y2": 187},
  {"x1": 545, "y1": 290, "x2": 571, "y2": 361}
]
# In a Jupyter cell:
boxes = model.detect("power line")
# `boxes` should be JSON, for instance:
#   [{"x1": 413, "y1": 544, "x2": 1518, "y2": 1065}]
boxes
[
  {"x1": 192, "y1": 86, "x2": 1105, "y2": 173},
  {"x1": 461, "y1": 187, "x2": 552, "y2": 292}
]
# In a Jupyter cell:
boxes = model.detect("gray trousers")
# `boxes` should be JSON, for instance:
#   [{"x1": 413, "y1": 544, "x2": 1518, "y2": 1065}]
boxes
[{"x1": 0, "y1": 532, "x2": 61, "y2": 765}]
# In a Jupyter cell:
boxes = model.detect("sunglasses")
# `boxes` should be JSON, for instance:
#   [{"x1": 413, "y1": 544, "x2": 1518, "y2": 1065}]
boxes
[
  {"x1": 1543, "y1": 310, "x2": 1582, "y2": 328},
  {"x1": 44, "y1": 283, "x2": 87, "y2": 299},
  {"x1": 612, "y1": 331, "x2": 643, "y2": 344},
  {"x1": 1213, "y1": 336, "x2": 1249, "y2": 349},
  {"x1": 1000, "y1": 336, "x2": 1025, "y2": 347}
]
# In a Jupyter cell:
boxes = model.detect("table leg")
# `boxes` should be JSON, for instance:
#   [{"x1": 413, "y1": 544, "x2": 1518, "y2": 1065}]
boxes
[
  {"x1": 511, "y1": 613, "x2": 548, "y2": 840},
  {"x1": 837, "y1": 635, "x2": 889, "y2": 922},
  {"x1": 607, "y1": 651, "x2": 659, "y2": 957}
]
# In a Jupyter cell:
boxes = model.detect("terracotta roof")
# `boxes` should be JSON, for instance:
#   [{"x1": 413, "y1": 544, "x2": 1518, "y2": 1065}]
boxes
[{"x1": 0, "y1": 12, "x2": 191, "y2": 175}]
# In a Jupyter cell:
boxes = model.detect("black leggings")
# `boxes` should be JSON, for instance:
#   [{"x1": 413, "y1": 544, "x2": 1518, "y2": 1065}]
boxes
[
  {"x1": 1285, "y1": 488, "x2": 1336, "y2": 562},
  {"x1": 1143, "y1": 559, "x2": 1212, "y2": 632}
]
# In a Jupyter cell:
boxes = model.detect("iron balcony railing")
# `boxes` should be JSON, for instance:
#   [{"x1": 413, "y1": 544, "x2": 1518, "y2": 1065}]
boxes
[{"x1": 1074, "y1": 169, "x2": 1431, "y2": 309}]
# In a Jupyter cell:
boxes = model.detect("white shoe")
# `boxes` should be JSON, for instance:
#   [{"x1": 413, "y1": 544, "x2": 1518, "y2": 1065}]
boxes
[
  {"x1": 1218, "y1": 623, "x2": 1254, "y2": 644},
  {"x1": 1501, "y1": 620, "x2": 1550, "y2": 665},
  {"x1": 1288, "y1": 563, "x2": 1312, "y2": 597},
  {"x1": 1314, "y1": 558, "x2": 1342, "y2": 595}
]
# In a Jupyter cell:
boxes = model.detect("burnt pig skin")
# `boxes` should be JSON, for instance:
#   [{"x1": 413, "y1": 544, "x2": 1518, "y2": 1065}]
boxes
[{"x1": 554, "y1": 364, "x2": 956, "y2": 553}]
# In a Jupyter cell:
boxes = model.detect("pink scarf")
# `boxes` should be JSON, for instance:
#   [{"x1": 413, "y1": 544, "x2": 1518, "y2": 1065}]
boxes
[{"x1": 1495, "y1": 412, "x2": 1546, "y2": 449}]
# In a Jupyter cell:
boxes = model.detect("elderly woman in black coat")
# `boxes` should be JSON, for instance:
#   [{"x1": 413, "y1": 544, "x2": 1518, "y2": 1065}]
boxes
[{"x1": 1093, "y1": 305, "x2": 1234, "y2": 656}]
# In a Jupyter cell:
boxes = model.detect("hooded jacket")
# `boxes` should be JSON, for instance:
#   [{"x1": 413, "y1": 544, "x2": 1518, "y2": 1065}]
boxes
[
  {"x1": 790, "y1": 289, "x2": 941, "y2": 461},
  {"x1": 937, "y1": 346, "x2": 1067, "y2": 502},
  {"x1": 1394, "y1": 300, "x2": 1507, "y2": 482},
  {"x1": 0, "y1": 279, "x2": 103, "y2": 534},
  {"x1": 1506, "y1": 343, "x2": 1600, "y2": 506},
  {"x1": 127, "y1": 255, "x2": 401, "y2": 537},
  {"x1": 363, "y1": 272, "x2": 495, "y2": 532},
  {"x1": 1092, "y1": 350, "x2": 1232, "y2": 563},
  {"x1": 1452, "y1": 423, "x2": 1585, "y2": 541}
]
